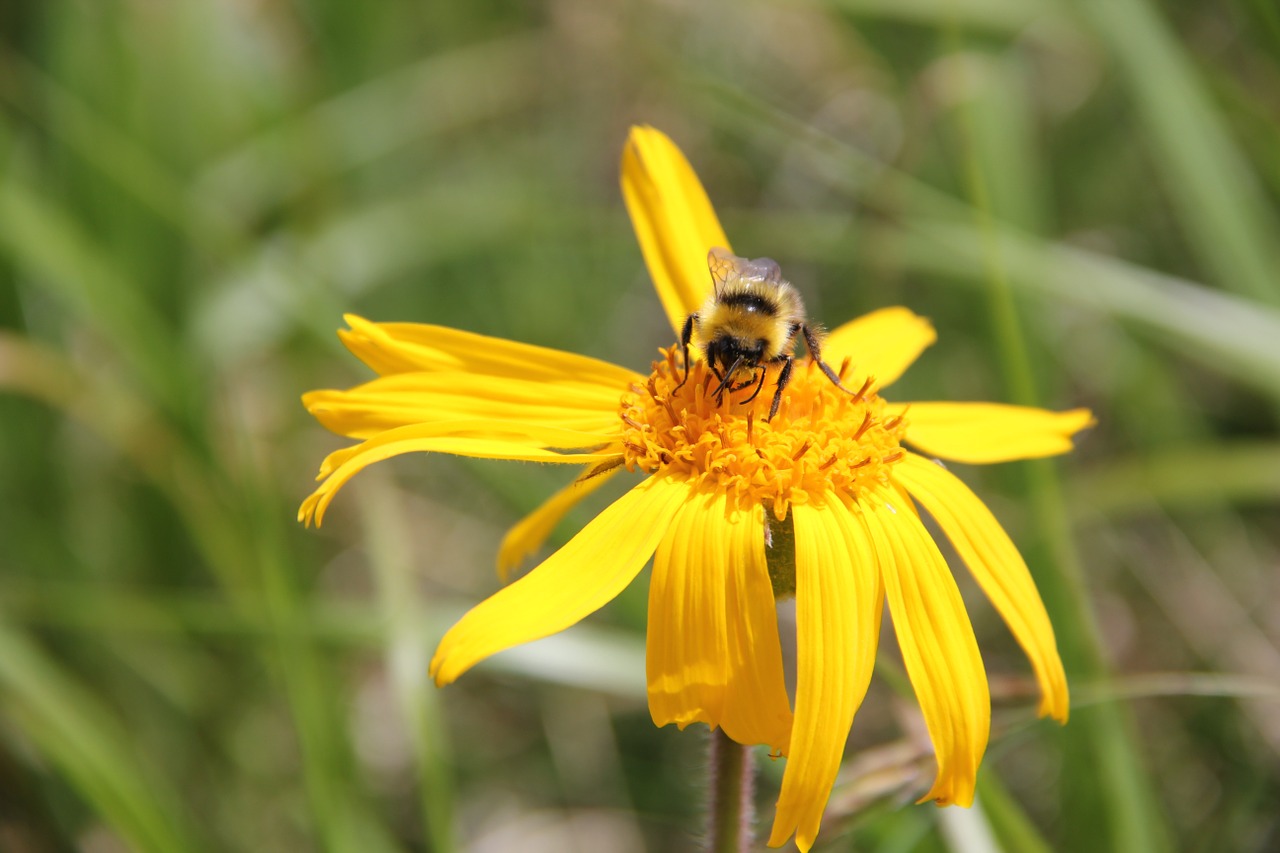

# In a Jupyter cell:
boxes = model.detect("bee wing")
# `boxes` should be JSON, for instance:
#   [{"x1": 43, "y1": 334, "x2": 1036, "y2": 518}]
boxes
[
  {"x1": 742, "y1": 256, "x2": 783, "y2": 284},
  {"x1": 707, "y1": 247, "x2": 742, "y2": 295},
  {"x1": 707, "y1": 247, "x2": 785, "y2": 293}
]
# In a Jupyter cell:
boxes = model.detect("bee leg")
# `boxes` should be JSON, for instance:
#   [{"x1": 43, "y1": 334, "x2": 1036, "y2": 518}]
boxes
[
  {"x1": 674, "y1": 313, "x2": 698, "y2": 393},
  {"x1": 741, "y1": 366, "x2": 768, "y2": 403},
  {"x1": 768, "y1": 355, "x2": 793, "y2": 421},
  {"x1": 712, "y1": 354, "x2": 745, "y2": 403},
  {"x1": 802, "y1": 325, "x2": 859, "y2": 396}
]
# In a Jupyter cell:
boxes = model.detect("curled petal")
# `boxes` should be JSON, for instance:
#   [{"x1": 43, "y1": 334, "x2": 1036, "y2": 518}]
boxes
[
  {"x1": 430, "y1": 475, "x2": 689, "y2": 684},
  {"x1": 647, "y1": 492, "x2": 791, "y2": 753},
  {"x1": 621, "y1": 126, "x2": 731, "y2": 335},
  {"x1": 299, "y1": 421, "x2": 619, "y2": 527},
  {"x1": 497, "y1": 460, "x2": 624, "y2": 582},
  {"x1": 894, "y1": 402, "x2": 1095, "y2": 464},
  {"x1": 769, "y1": 499, "x2": 882, "y2": 852},
  {"x1": 862, "y1": 488, "x2": 990, "y2": 807},
  {"x1": 895, "y1": 454, "x2": 1068, "y2": 722},
  {"x1": 822, "y1": 308, "x2": 936, "y2": 390}
]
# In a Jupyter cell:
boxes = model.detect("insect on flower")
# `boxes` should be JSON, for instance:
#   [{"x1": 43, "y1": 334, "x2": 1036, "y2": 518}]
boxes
[
  {"x1": 299, "y1": 125, "x2": 1096, "y2": 853},
  {"x1": 679, "y1": 247, "x2": 860, "y2": 420}
]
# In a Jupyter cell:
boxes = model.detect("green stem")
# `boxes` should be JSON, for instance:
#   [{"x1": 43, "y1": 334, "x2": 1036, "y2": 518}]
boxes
[{"x1": 707, "y1": 727, "x2": 754, "y2": 853}]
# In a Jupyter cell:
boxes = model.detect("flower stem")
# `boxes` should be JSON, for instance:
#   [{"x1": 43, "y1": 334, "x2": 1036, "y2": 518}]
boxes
[{"x1": 706, "y1": 727, "x2": 754, "y2": 853}]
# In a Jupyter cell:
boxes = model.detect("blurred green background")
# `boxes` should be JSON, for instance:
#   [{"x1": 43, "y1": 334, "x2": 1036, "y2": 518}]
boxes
[{"x1": 2, "y1": 1, "x2": 1278, "y2": 851}]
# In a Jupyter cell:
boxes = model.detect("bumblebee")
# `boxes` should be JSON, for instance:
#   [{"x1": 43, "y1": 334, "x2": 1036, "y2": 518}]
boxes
[{"x1": 678, "y1": 247, "x2": 854, "y2": 420}]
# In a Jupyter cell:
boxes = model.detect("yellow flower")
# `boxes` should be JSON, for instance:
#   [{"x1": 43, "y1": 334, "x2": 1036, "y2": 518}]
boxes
[{"x1": 300, "y1": 126, "x2": 1093, "y2": 852}]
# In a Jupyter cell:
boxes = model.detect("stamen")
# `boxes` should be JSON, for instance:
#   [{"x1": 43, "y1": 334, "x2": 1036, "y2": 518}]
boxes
[
  {"x1": 619, "y1": 347, "x2": 906, "y2": 511},
  {"x1": 853, "y1": 412, "x2": 873, "y2": 440}
]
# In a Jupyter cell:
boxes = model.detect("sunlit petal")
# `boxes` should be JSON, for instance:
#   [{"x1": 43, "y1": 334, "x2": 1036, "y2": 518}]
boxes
[
  {"x1": 304, "y1": 372, "x2": 625, "y2": 440},
  {"x1": 300, "y1": 421, "x2": 619, "y2": 527},
  {"x1": 647, "y1": 491, "x2": 791, "y2": 753},
  {"x1": 719, "y1": 498, "x2": 792, "y2": 754},
  {"x1": 338, "y1": 314, "x2": 643, "y2": 386},
  {"x1": 621, "y1": 126, "x2": 731, "y2": 335},
  {"x1": 892, "y1": 402, "x2": 1095, "y2": 463},
  {"x1": 895, "y1": 454, "x2": 1068, "y2": 721},
  {"x1": 863, "y1": 487, "x2": 990, "y2": 807},
  {"x1": 822, "y1": 308, "x2": 936, "y2": 390},
  {"x1": 497, "y1": 460, "x2": 624, "y2": 582},
  {"x1": 769, "y1": 499, "x2": 883, "y2": 852},
  {"x1": 430, "y1": 475, "x2": 690, "y2": 685},
  {"x1": 647, "y1": 489, "x2": 731, "y2": 732}
]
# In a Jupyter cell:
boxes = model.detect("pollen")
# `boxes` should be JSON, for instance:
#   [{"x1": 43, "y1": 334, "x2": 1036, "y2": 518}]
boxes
[{"x1": 619, "y1": 348, "x2": 908, "y2": 519}]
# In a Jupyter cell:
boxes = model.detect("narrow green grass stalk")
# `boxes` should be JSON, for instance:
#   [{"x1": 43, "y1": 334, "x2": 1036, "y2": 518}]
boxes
[
  {"x1": 361, "y1": 480, "x2": 457, "y2": 853},
  {"x1": 247, "y1": 488, "x2": 403, "y2": 853},
  {"x1": 1071, "y1": 0, "x2": 1280, "y2": 305},
  {"x1": 976, "y1": 774, "x2": 1053, "y2": 853},
  {"x1": 0, "y1": 625, "x2": 200, "y2": 853},
  {"x1": 707, "y1": 727, "x2": 754, "y2": 853},
  {"x1": 946, "y1": 27, "x2": 1171, "y2": 853}
]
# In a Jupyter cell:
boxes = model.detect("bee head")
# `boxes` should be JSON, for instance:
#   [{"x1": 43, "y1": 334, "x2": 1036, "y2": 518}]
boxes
[{"x1": 706, "y1": 335, "x2": 766, "y2": 377}]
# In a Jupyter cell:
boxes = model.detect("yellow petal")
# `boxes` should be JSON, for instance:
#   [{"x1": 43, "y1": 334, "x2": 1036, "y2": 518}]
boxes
[
  {"x1": 304, "y1": 372, "x2": 625, "y2": 440},
  {"x1": 429, "y1": 474, "x2": 689, "y2": 684},
  {"x1": 893, "y1": 402, "x2": 1095, "y2": 464},
  {"x1": 895, "y1": 454, "x2": 1068, "y2": 722},
  {"x1": 497, "y1": 460, "x2": 623, "y2": 582},
  {"x1": 862, "y1": 487, "x2": 990, "y2": 807},
  {"x1": 769, "y1": 499, "x2": 883, "y2": 852},
  {"x1": 299, "y1": 421, "x2": 619, "y2": 527},
  {"x1": 719, "y1": 498, "x2": 793, "y2": 754},
  {"x1": 338, "y1": 314, "x2": 643, "y2": 387},
  {"x1": 621, "y1": 125, "x2": 731, "y2": 335},
  {"x1": 822, "y1": 308, "x2": 936, "y2": 390},
  {"x1": 647, "y1": 491, "x2": 791, "y2": 753}
]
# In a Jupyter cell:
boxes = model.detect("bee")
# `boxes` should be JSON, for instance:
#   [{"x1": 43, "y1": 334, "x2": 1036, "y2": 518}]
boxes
[{"x1": 677, "y1": 247, "x2": 855, "y2": 420}]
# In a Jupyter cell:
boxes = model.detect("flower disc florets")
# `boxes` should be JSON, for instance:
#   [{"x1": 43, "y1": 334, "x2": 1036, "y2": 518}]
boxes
[{"x1": 620, "y1": 348, "x2": 908, "y2": 519}]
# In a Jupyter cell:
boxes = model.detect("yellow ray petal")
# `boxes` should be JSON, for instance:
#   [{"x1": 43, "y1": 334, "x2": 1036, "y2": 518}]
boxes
[
  {"x1": 647, "y1": 492, "x2": 792, "y2": 753},
  {"x1": 300, "y1": 421, "x2": 619, "y2": 527},
  {"x1": 719, "y1": 497, "x2": 792, "y2": 754},
  {"x1": 429, "y1": 474, "x2": 689, "y2": 684},
  {"x1": 338, "y1": 314, "x2": 643, "y2": 387},
  {"x1": 769, "y1": 499, "x2": 883, "y2": 852},
  {"x1": 822, "y1": 308, "x2": 936, "y2": 390},
  {"x1": 497, "y1": 460, "x2": 623, "y2": 582},
  {"x1": 621, "y1": 125, "x2": 731, "y2": 335},
  {"x1": 863, "y1": 487, "x2": 990, "y2": 808},
  {"x1": 303, "y1": 372, "x2": 625, "y2": 440},
  {"x1": 891, "y1": 402, "x2": 1095, "y2": 464},
  {"x1": 895, "y1": 454, "x2": 1068, "y2": 722},
  {"x1": 647, "y1": 490, "x2": 730, "y2": 732}
]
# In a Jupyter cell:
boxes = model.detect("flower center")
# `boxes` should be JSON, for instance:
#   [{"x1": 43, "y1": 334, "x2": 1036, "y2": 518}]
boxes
[{"x1": 619, "y1": 348, "x2": 908, "y2": 519}]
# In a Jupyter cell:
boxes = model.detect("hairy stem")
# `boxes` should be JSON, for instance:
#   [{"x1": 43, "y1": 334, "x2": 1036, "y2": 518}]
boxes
[{"x1": 706, "y1": 727, "x2": 754, "y2": 853}]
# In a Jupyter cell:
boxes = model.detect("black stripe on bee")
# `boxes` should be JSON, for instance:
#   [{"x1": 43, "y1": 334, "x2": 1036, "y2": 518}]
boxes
[{"x1": 719, "y1": 292, "x2": 778, "y2": 316}]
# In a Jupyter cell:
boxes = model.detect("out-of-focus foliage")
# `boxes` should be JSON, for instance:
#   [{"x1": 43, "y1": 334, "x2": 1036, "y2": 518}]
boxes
[{"x1": 0, "y1": 1, "x2": 1277, "y2": 851}]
